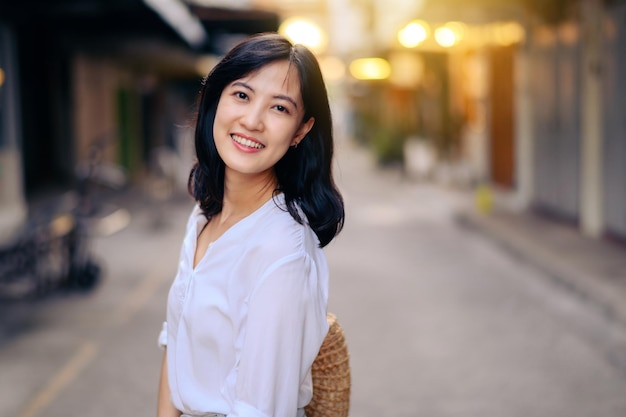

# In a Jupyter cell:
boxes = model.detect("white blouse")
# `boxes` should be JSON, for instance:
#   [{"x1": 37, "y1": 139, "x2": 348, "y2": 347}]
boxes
[{"x1": 158, "y1": 194, "x2": 329, "y2": 417}]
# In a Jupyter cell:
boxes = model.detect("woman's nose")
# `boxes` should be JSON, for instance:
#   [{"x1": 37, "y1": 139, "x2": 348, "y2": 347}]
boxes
[{"x1": 240, "y1": 105, "x2": 264, "y2": 131}]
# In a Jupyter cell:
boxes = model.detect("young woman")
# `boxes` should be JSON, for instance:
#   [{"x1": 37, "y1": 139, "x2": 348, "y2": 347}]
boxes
[{"x1": 157, "y1": 33, "x2": 344, "y2": 417}]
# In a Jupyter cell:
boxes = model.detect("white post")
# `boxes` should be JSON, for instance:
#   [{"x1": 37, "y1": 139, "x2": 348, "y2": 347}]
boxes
[
  {"x1": 580, "y1": 0, "x2": 604, "y2": 238},
  {"x1": 514, "y1": 43, "x2": 534, "y2": 210}
]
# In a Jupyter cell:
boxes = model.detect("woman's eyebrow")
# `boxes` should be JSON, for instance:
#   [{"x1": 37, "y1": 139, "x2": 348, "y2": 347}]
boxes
[
  {"x1": 231, "y1": 81, "x2": 298, "y2": 109},
  {"x1": 232, "y1": 81, "x2": 253, "y2": 92},
  {"x1": 274, "y1": 94, "x2": 298, "y2": 109}
]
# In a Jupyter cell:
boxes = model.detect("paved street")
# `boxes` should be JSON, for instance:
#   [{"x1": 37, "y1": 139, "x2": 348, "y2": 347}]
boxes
[{"x1": 2, "y1": 139, "x2": 626, "y2": 417}]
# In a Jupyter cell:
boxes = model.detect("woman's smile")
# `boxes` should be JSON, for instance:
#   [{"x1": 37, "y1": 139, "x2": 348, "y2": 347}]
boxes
[{"x1": 231, "y1": 133, "x2": 265, "y2": 151}]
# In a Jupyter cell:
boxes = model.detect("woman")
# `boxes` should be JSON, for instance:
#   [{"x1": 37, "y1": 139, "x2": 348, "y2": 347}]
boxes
[{"x1": 157, "y1": 33, "x2": 344, "y2": 417}]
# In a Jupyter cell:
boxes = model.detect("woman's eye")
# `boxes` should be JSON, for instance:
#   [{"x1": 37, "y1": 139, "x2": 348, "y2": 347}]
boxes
[
  {"x1": 235, "y1": 92, "x2": 248, "y2": 100},
  {"x1": 275, "y1": 105, "x2": 288, "y2": 113}
]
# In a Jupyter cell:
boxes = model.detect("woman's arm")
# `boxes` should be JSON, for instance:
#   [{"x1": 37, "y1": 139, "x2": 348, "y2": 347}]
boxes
[
  {"x1": 157, "y1": 350, "x2": 181, "y2": 417},
  {"x1": 230, "y1": 255, "x2": 328, "y2": 416}
]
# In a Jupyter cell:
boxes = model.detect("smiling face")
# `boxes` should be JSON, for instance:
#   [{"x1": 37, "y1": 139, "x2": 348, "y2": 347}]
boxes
[{"x1": 213, "y1": 60, "x2": 314, "y2": 182}]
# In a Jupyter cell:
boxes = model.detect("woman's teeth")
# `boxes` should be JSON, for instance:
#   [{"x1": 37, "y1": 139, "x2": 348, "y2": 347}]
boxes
[{"x1": 232, "y1": 135, "x2": 265, "y2": 149}]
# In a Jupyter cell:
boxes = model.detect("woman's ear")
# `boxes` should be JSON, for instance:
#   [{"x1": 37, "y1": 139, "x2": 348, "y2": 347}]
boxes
[{"x1": 291, "y1": 117, "x2": 315, "y2": 147}]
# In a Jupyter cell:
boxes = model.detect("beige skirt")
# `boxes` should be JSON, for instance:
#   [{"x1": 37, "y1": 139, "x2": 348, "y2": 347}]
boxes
[{"x1": 181, "y1": 414, "x2": 226, "y2": 417}]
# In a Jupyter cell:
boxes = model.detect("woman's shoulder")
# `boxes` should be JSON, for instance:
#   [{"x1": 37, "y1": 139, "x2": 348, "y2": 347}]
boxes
[
  {"x1": 239, "y1": 197, "x2": 328, "y2": 299},
  {"x1": 185, "y1": 203, "x2": 206, "y2": 230},
  {"x1": 251, "y1": 196, "x2": 319, "y2": 258}
]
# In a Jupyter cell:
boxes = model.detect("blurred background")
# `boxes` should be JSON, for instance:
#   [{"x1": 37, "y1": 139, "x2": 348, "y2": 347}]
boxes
[
  {"x1": 1, "y1": 0, "x2": 625, "y2": 243},
  {"x1": 1, "y1": 0, "x2": 626, "y2": 416}
]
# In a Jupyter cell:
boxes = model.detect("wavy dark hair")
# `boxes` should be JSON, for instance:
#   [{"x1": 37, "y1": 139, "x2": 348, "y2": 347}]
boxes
[{"x1": 188, "y1": 33, "x2": 344, "y2": 247}]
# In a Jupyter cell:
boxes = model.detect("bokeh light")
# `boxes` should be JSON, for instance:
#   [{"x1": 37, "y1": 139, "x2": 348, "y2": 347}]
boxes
[
  {"x1": 494, "y1": 21, "x2": 526, "y2": 46},
  {"x1": 434, "y1": 22, "x2": 465, "y2": 48},
  {"x1": 435, "y1": 27, "x2": 456, "y2": 47},
  {"x1": 398, "y1": 20, "x2": 430, "y2": 48},
  {"x1": 349, "y1": 58, "x2": 391, "y2": 80},
  {"x1": 279, "y1": 17, "x2": 327, "y2": 54}
]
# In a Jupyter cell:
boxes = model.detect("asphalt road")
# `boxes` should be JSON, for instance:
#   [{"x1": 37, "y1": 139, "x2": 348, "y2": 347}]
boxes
[{"x1": 2, "y1": 140, "x2": 626, "y2": 417}]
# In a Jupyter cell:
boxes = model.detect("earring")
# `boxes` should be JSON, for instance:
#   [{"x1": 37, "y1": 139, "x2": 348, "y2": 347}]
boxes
[{"x1": 293, "y1": 142, "x2": 299, "y2": 149}]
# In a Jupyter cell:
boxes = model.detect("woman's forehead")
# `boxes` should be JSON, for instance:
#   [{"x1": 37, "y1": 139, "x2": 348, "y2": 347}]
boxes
[{"x1": 235, "y1": 61, "x2": 302, "y2": 97}]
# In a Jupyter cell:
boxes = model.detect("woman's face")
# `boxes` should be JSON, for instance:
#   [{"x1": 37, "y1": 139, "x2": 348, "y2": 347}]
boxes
[{"x1": 213, "y1": 60, "x2": 314, "y2": 179}]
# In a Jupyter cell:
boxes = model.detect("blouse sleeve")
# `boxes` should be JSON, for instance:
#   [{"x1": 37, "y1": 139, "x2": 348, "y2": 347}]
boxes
[
  {"x1": 157, "y1": 321, "x2": 168, "y2": 349},
  {"x1": 230, "y1": 253, "x2": 328, "y2": 417}
]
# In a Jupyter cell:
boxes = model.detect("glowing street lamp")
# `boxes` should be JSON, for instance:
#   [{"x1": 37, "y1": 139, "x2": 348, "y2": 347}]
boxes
[
  {"x1": 398, "y1": 20, "x2": 430, "y2": 48},
  {"x1": 435, "y1": 27, "x2": 456, "y2": 47},
  {"x1": 435, "y1": 22, "x2": 465, "y2": 48},
  {"x1": 349, "y1": 58, "x2": 391, "y2": 81},
  {"x1": 279, "y1": 17, "x2": 327, "y2": 54}
]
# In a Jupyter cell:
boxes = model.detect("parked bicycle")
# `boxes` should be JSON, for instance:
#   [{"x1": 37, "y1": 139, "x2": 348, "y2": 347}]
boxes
[{"x1": 0, "y1": 133, "x2": 127, "y2": 299}]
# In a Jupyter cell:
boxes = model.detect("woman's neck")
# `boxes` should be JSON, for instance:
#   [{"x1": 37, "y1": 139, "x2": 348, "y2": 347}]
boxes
[{"x1": 220, "y1": 169, "x2": 277, "y2": 222}]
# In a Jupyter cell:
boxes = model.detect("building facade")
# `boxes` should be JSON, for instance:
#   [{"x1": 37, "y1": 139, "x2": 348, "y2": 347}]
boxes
[{"x1": 0, "y1": 0, "x2": 279, "y2": 244}]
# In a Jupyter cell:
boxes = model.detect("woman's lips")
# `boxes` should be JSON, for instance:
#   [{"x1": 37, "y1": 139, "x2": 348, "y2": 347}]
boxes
[{"x1": 231, "y1": 134, "x2": 265, "y2": 150}]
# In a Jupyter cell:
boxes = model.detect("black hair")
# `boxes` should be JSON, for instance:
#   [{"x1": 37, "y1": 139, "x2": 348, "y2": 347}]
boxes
[{"x1": 188, "y1": 32, "x2": 344, "y2": 247}]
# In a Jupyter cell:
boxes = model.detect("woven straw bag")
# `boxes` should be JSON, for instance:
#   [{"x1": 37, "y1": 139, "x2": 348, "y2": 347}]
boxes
[{"x1": 304, "y1": 313, "x2": 351, "y2": 417}]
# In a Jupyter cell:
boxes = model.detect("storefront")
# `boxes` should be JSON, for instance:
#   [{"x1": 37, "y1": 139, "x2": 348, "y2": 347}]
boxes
[
  {"x1": 603, "y1": 0, "x2": 626, "y2": 239},
  {"x1": 0, "y1": 1, "x2": 278, "y2": 242},
  {"x1": 530, "y1": 22, "x2": 582, "y2": 222},
  {"x1": 0, "y1": 25, "x2": 26, "y2": 242}
]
